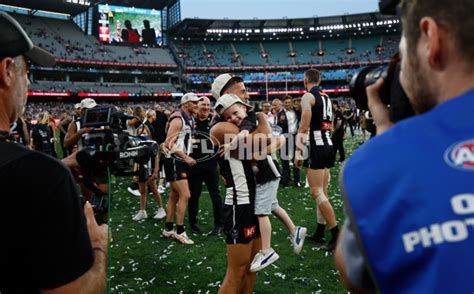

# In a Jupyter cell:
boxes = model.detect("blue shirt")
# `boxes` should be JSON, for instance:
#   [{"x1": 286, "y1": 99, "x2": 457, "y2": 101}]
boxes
[{"x1": 341, "y1": 89, "x2": 474, "y2": 293}]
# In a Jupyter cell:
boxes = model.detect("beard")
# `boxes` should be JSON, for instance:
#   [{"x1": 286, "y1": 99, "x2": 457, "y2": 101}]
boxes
[{"x1": 402, "y1": 55, "x2": 437, "y2": 114}]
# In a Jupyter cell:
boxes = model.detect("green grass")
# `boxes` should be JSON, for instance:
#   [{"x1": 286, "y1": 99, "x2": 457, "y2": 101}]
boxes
[{"x1": 107, "y1": 135, "x2": 362, "y2": 293}]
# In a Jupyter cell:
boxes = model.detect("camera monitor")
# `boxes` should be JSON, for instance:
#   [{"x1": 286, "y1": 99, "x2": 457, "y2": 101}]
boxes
[{"x1": 83, "y1": 107, "x2": 112, "y2": 128}]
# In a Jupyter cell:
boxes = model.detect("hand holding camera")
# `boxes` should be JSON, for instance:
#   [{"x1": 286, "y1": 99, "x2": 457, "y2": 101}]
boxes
[{"x1": 366, "y1": 78, "x2": 393, "y2": 135}]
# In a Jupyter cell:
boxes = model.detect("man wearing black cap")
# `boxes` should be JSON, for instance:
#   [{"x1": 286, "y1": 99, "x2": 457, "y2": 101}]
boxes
[{"x1": 0, "y1": 12, "x2": 108, "y2": 293}]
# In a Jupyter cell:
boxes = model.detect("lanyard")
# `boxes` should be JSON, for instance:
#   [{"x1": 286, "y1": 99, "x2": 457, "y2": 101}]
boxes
[{"x1": 181, "y1": 111, "x2": 196, "y2": 137}]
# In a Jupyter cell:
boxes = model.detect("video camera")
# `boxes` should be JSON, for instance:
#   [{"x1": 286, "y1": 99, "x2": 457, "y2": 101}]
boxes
[
  {"x1": 76, "y1": 106, "x2": 158, "y2": 223},
  {"x1": 349, "y1": 0, "x2": 415, "y2": 124}
]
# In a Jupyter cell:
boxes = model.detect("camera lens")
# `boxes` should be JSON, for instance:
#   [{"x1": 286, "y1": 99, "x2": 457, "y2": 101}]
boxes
[
  {"x1": 349, "y1": 65, "x2": 387, "y2": 111},
  {"x1": 349, "y1": 54, "x2": 415, "y2": 123}
]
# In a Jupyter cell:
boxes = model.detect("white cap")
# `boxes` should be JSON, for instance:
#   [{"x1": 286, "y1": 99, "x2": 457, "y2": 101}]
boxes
[
  {"x1": 211, "y1": 73, "x2": 243, "y2": 99},
  {"x1": 180, "y1": 92, "x2": 203, "y2": 105},
  {"x1": 214, "y1": 93, "x2": 253, "y2": 116},
  {"x1": 78, "y1": 98, "x2": 97, "y2": 109}
]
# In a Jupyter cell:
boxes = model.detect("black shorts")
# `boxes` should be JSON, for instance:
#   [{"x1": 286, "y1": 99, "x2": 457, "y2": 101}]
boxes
[
  {"x1": 163, "y1": 157, "x2": 188, "y2": 182},
  {"x1": 159, "y1": 153, "x2": 164, "y2": 171},
  {"x1": 137, "y1": 161, "x2": 152, "y2": 183},
  {"x1": 223, "y1": 204, "x2": 260, "y2": 245},
  {"x1": 308, "y1": 143, "x2": 335, "y2": 169}
]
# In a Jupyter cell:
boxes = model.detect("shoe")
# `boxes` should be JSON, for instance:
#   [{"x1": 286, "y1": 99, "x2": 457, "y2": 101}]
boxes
[
  {"x1": 190, "y1": 225, "x2": 202, "y2": 235},
  {"x1": 325, "y1": 238, "x2": 337, "y2": 252},
  {"x1": 207, "y1": 226, "x2": 223, "y2": 236},
  {"x1": 162, "y1": 229, "x2": 176, "y2": 239},
  {"x1": 132, "y1": 210, "x2": 147, "y2": 221},
  {"x1": 153, "y1": 208, "x2": 166, "y2": 219},
  {"x1": 158, "y1": 185, "x2": 166, "y2": 194},
  {"x1": 292, "y1": 226, "x2": 307, "y2": 255},
  {"x1": 127, "y1": 187, "x2": 141, "y2": 197},
  {"x1": 175, "y1": 231, "x2": 194, "y2": 245},
  {"x1": 250, "y1": 249, "x2": 279, "y2": 272},
  {"x1": 306, "y1": 233, "x2": 326, "y2": 244}
]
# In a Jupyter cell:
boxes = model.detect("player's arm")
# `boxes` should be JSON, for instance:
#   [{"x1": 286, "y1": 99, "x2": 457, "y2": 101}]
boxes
[
  {"x1": 63, "y1": 121, "x2": 79, "y2": 149},
  {"x1": 164, "y1": 115, "x2": 182, "y2": 153},
  {"x1": 295, "y1": 93, "x2": 314, "y2": 162},
  {"x1": 251, "y1": 134, "x2": 285, "y2": 160}
]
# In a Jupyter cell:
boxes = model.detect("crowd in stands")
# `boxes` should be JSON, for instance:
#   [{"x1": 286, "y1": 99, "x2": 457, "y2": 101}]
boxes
[
  {"x1": 25, "y1": 100, "x2": 181, "y2": 121},
  {"x1": 174, "y1": 36, "x2": 399, "y2": 68},
  {"x1": 12, "y1": 12, "x2": 175, "y2": 65},
  {"x1": 29, "y1": 81, "x2": 177, "y2": 94},
  {"x1": 185, "y1": 69, "x2": 358, "y2": 84}
]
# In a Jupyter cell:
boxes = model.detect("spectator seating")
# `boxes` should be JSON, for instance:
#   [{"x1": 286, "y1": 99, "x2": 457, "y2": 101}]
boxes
[{"x1": 173, "y1": 35, "x2": 399, "y2": 67}]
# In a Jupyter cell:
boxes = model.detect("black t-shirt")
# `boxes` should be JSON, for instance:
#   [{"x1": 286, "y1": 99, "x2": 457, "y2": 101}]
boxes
[
  {"x1": 190, "y1": 114, "x2": 216, "y2": 165},
  {"x1": 31, "y1": 124, "x2": 53, "y2": 154},
  {"x1": 333, "y1": 110, "x2": 345, "y2": 139},
  {"x1": 0, "y1": 141, "x2": 94, "y2": 293},
  {"x1": 152, "y1": 111, "x2": 168, "y2": 144},
  {"x1": 145, "y1": 121, "x2": 156, "y2": 141}
]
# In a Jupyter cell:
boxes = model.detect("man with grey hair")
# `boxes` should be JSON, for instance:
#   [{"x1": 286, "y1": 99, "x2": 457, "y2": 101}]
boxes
[
  {"x1": 187, "y1": 96, "x2": 223, "y2": 236},
  {"x1": 0, "y1": 12, "x2": 108, "y2": 293}
]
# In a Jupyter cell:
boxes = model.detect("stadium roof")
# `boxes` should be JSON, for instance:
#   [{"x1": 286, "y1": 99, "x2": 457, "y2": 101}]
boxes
[
  {"x1": 1, "y1": 0, "x2": 176, "y2": 16},
  {"x1": 169, "y1": 12, "x2": 400, "y2": 41}
]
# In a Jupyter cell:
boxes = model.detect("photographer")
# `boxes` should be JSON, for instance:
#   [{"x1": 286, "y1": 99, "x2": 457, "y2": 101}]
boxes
[
  {"x1": 64, "y1": 98, "x2": 108, "y2": 203},
  {"x1": 335, "y1": 0, "x2": 474, "y2": 292},
  {"x1": 0, "y1": 12, "x2": 108, "y2": 293},
  {"x1": 64, "y1": 98, "x2": 97, "y2": 151}
]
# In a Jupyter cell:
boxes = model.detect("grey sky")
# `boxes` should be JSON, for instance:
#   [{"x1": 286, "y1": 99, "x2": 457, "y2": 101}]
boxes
[{"x1": 180, "y1": 0, "x2": 379, "y2": 20}]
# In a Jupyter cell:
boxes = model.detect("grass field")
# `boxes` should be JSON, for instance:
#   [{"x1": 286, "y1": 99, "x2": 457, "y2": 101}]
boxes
[{"x1": 105, "y1": 135, "x2": 362, "y2": 293}]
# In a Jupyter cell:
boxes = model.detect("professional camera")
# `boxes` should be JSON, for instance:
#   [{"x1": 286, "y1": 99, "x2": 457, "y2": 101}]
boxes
[
  {"x1": 349, "y1": 0, "x2": 415, "y2": 124},
  {"x1": 76, "y1": 106, "x2": 158, "y2": 223}
]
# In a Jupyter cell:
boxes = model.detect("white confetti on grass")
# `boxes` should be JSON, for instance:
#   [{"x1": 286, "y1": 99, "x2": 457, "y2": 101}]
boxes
[
  {"x1": 207, "y1": 281, "x2": 221, "y2": 287},
  {"x1": 274, "y1": 272, "x2": 286, "y2": 280}
]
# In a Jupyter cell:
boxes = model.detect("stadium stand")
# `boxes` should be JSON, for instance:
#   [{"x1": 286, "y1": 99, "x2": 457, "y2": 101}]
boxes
[
  {"x1": 172, "y1": 35, "x2": 399, "y2": 67},
  {"x1": 3, "y1": 5, "x2": 401, "y2": 102},
  {"x1": 12, "y1": 13, "x2": 176, "y2": 65}
]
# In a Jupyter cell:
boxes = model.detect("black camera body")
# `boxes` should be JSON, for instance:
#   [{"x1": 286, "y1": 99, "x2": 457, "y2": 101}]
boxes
[
  {"x1": 349, "y1": 0, "x2": 415, "y2": 124},
  {"x1": 77, "y1": 106, "x2": 158, "y2": 176},
  {"x1": 76, "y1": 106, "x2": 158, "y2": 223}
]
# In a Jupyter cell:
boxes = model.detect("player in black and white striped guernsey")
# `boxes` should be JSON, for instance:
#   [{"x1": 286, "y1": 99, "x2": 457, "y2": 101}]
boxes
[
  {"x1": 162, "y1": 93, "x2": 203, "y2": 245},
  {"x1": 295, "y1": 68, "x2": 339, "y2": 251},
  {"x1": 210, "y1": 95, "x2": 261, "y2": 293}
]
